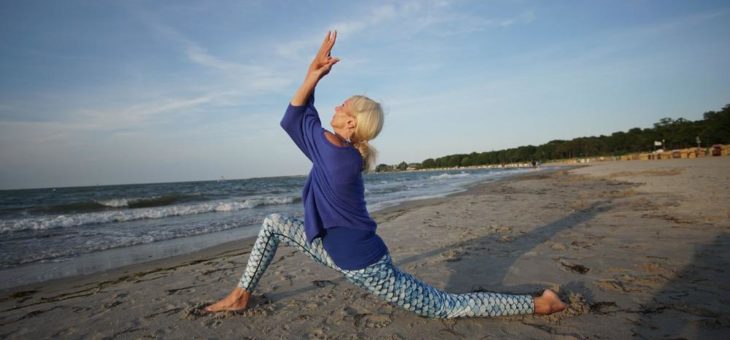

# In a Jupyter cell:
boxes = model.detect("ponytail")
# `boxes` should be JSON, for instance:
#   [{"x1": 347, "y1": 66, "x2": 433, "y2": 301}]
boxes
[
  {"x1": 353, "y1": 139, "x2": 377, "y2": 172},
  {"x1": 348, "y1": 95, "x2": 384, "y2": 173}
]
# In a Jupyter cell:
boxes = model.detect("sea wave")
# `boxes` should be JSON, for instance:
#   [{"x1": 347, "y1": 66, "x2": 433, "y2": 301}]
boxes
[
  {"x1": 30, "y1": 194, "x2": 196, "y2": 215},
  {"x1": 95, "y1": 194, "x2": 187, "y2": 209},
  {"x1": 0, "y1": 195, "x2": 300, "y2": 234},
  {"x1": 0, "y1": 217, "x2": 265, "y2": 269},
  {"x1": 429, "y1": 171, "x2": 471, "y2": 180}
]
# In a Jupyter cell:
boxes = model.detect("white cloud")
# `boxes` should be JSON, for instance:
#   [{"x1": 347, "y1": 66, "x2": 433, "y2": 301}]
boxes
[
  {"x1": 1, "y1": 7, "x2": 301, "y2": 135},
  {"x1": 272, "y1": 1, "x2": 536, "y2": 67},
  {"x1": 118, "y1": 5, "x2": 299, "y2": 108},
  {"x1": 74, "y1": 93, "x2": 220, "y2": 128},
  {"x1": 328, "y1": 3, "x2": 398, "y2": 35},
  {"x1": 0, "y1": 121, "x2": 92, "y2": 147}
]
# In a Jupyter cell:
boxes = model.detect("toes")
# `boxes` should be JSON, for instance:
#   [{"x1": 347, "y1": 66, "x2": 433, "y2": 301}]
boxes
[{"x1": 204, "y1": 302, "x2": 225, "y2": 312}]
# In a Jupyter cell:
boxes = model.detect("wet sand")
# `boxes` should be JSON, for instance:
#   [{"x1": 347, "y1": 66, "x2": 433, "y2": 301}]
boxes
[{"x1": 1, "y1": 157, "x2": 728, "y2": 339}]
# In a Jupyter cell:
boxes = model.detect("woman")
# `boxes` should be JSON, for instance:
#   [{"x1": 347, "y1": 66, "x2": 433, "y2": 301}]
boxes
[{"x1": 205, "y1": 31, "x2": 567, "y2": 318}]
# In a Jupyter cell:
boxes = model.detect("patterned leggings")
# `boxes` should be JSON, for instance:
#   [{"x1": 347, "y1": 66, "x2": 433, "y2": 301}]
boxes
[{"x1": 238, "y1": 213, "x2": 534, "y2": 318}]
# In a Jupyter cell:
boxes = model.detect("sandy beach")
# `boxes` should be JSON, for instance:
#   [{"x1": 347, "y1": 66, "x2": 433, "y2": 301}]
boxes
[{"x1": 1, "y1": 157, "x2": 728, "y2": 339}]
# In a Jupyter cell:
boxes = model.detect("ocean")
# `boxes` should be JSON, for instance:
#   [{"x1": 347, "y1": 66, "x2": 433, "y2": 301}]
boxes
[{"x1": 0, "y1": 167, "x2": 540, "y2": 289}]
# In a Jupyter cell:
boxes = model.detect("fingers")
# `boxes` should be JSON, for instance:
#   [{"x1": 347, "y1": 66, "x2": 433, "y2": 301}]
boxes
[
  {"x1": 319, "y1": 58, "x2": 339, "y2": 71},
  {"x1": 316, "y1": 31, "x2": 331, "y2": 58},
  {"x1": 310, "y1": 31, "x2": 340, "y2": 76},
  {"x1": 328, "y1": 31, "x2": 337, "y2": 56},
  {"x1": 322, "y1": 31, "x2": 332, "y2": 50},
  {"x1": 322, "y1": 57, "x2": 340, "y2": 70},
  {"x1": 322, "y1": 30, "x2": 337, "y2": 56}
]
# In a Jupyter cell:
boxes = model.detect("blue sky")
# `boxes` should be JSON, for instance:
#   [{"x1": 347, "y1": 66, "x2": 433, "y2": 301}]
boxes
[{"x1": 1, "y1": 0, "x2": 729, "y2": 190}]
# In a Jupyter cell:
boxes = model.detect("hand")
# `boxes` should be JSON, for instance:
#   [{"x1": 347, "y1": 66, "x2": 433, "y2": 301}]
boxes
[
  {"x1": 307, "y1": 30, "x2": 340, "y2": 80},
  {"x1": 290, "y1": 31, "x2": 340, "y2": 105}
]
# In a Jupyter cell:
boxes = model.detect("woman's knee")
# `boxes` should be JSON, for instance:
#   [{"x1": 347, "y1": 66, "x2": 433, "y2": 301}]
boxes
[{"x1": 262, "y1": 213, "x2": 284, "y2": 228}]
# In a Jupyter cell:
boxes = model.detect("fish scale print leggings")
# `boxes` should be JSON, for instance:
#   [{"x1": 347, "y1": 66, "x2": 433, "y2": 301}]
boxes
[{"x1": 237, "y1": 213, "x2": 535, "y2": 318}]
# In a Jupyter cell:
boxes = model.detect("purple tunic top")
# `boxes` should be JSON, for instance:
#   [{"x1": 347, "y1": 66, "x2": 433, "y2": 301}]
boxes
[{"x1": 280, "y1": 92, "x2": 387, "y2": 270}]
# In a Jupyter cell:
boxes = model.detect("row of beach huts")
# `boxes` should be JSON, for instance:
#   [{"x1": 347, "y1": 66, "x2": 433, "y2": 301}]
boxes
[{"x1": 562, "y1": 144, "x2": 730, "y2": 164}]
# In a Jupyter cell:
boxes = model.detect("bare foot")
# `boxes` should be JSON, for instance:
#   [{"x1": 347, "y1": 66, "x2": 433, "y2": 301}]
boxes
[
  {"x1": 204, "y1": 287, "x2": 251, "y2": 312},
  {"x1": 533, "y1": 289, "x2": 567, "y2": 315}
]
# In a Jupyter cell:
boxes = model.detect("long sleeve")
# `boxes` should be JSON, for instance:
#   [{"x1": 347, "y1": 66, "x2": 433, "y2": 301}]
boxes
[{"x1": 280, "y1": 93, "x2": 321, "y2": 162}]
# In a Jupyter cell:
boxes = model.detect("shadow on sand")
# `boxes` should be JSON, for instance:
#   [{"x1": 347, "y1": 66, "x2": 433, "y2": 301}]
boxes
[
  {"x1": 268, "y1": 200, "x2": 613, "y2": 305},
  {"x1": 441, "y1": 200, "x2": 612, "y2": 297},
  {"x1": 633, "y1": 232, "x2": 730, "y2": 339}
]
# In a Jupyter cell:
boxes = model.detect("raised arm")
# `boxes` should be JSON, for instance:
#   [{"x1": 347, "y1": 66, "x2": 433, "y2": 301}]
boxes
[{"x1": 290, "y1": 31, "x2": 340, "y2": 106}]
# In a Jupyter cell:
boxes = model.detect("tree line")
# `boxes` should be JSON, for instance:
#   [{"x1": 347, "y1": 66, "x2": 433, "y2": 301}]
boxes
[{"x1": 376, "y1": 103, "x2": 730, "y2": 171}]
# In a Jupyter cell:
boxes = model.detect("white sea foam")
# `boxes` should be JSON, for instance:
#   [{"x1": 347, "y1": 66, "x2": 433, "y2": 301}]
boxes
[
  {"x1": 0, "y1": 218, "x2": 262, "y2": 269},
  {"x1": 0, "y1": 195, "x2": 299, "y2": 234},
  {"x1": 429, "y1": 171, "x2": 471, "y2": 180},
  {"x1": 96, "y1": 198, "x2": 134, "y2": 208}
]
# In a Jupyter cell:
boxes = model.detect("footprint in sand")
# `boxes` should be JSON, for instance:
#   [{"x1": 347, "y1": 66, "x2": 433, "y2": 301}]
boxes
[
  {"x1": 558, "y1": 259, "x2": 590, "y2": 274},
  {"x1": 281, "y1": 274, "x2": 295, "y2": 286},
  {"x1": 101, "y1": 292, "x2": 128, "y2": 309},
  {"x1": 498, "y1": 235, "x2": 514, "y2": 243},
  {"x1": 589, "y1": 301, "x2": 619, "y2": 315},
  {"x1": 181, "y1": 302, "x2": 211, "y2": 320},
  {"x1": 303, "y1": 302, "x2": 320, "y2": 311},
  {"x1": 51, "y1": 326, "x2": 78, "y2": 337},
  {"x1": 551, "y1": 242, "x2": 567, "y2": 251},
  {"x1": 144, "y1": 305, "x2": 183, "y2": 318},
  {"x1": 638, "y1": 262, "x2": 673, "y2": 276},
  {"x1": 570, "y1": 240, "x2": 596, "y2": 249},
  {"x1": 306, "y1": 327, "x2": 329, "y2": 339},
  {"x1": 488, "y1": 225, "x2": 513, "y2": 235},
  {"x1": 201, "y1": 318, "x2": 224, "y2": 328},
  {"x1": 102, "y1": 300, "x2": 123, "y2": 309},
  {"x1": 441, "y1": 248, "x2": 466, "y2": 262},
  {"x1": 354, "y1": 313, "x2": 393, "y2": 328},
  {"x1": 594, "y1": 280, "x2": 627, "y2": 293},
  {"x1": 312, "y1": 280, "x2": 337, "y2": 288},
  {"x1": 364, "y1": 314, "x2": 393, "y2": 328},
  {"x1": 71, "y1": 306, "x2": 92, "y2": 312}
]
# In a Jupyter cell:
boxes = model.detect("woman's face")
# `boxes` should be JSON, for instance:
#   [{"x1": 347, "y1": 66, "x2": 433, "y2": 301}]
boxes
[{"x1": 331, "y1": 99, "x2": 355, "y2": 130}]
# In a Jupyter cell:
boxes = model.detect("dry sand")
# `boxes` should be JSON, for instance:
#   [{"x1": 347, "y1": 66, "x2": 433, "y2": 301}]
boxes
[{"x1": 1, "y1": 157, "x2": 728, "y2": 339}]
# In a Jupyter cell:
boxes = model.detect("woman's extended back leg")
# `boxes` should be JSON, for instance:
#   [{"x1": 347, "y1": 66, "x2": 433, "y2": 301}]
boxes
[{"x1": 341, "y1": 254, "x2": 535, "y2": 318}]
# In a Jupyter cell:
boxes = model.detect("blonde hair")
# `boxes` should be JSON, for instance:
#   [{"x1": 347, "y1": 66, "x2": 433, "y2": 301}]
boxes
[{"x1": 347, "y1": 95, "x2": 384, "y2": 172}]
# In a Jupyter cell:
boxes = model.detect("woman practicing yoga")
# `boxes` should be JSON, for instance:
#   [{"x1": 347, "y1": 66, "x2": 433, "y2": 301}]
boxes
[{"x1": 205, "y1": 31, "x2": 567, "y2": 318}]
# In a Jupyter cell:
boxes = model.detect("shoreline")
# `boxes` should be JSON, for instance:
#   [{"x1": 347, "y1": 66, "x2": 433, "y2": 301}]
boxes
[{"x1": 0, "y1": 167, "x2": 563, "y2": 295}]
